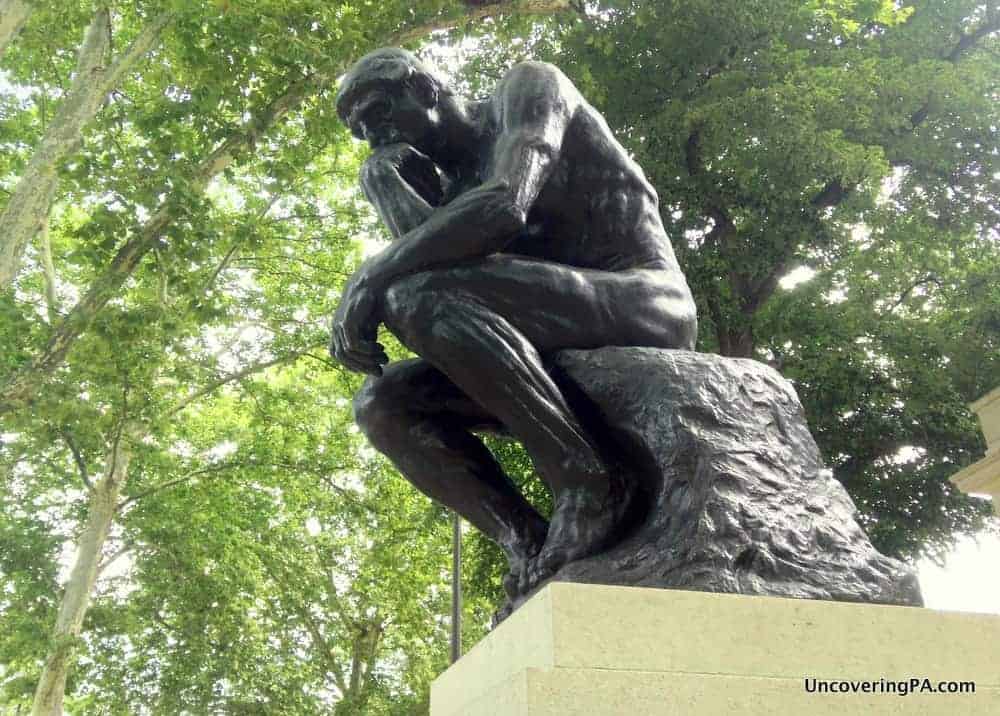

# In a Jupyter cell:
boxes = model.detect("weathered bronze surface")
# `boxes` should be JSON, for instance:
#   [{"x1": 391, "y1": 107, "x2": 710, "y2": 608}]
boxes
[{"x1": 330, "y1": 48, "x2": 921, "y2": 618}]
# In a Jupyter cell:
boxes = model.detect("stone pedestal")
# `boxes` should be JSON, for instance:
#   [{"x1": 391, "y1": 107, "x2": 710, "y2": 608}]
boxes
[
  {"x1": 951, "y1": 386, "x2": 1000, "y2": 513},
  {"x1": 431, "y1": 583, "x2": 1000, "y2": 715}
]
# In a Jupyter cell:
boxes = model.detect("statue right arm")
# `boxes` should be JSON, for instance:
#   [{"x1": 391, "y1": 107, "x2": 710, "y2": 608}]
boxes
[{"x1": 360, "y1": 143, "x2": 443, "y2": 240}]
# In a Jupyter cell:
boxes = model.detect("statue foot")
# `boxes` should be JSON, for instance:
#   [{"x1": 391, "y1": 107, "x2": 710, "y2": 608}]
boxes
[
  {"x1": 493, "y1": 543, "x2": 542, "y2": 628},
  {"x1": 502, "y1": 552, "x2": 535, "y2": 601},
  {"x1": 492, "y1": 600, "x2": 515, "y2": 627},
  {"x1": 525, "y1": 479, "x2": 633, "y2": 591},
  {"x1": 501, "y1": 515, "x2": 548, "y2": 600}
]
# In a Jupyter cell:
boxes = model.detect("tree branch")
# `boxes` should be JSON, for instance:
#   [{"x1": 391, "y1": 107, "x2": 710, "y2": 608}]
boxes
[
  {"x1": 257, "y1": 555, "x2": 350, "y2": 693},
  {"x1": 810, "y1": 179, "x2": 849, "y2": 209},
  {"x1": 97, "y1": 541, "x2": 133, "y2": 576},
  {"x1": 61, "y1": 430, "x2": 92, "y2": 490},
  {"x1": 878, "y1": 274, "x2": 943, "y2": 319},
  {"x1": 945, "y1": 16, "x2": 1000, "y2": 62},
  {"x1": 116, "y1": 462, "x2": 238, "y2": 509},
  {"x1": 0, "y1": 6, "x2": 111, "y2": 291},
  {"x1": 684, "y1": 129, "x2": 702, "y2": 178},
  {"x1": 201, "y1": 191, "x2": 284, "y2": 295},
  {"x1": 37, "y1": 196, "x2": 61, "y2": 322},
  {"x1": 684, "y1": 128, "x2": 738, "y2": 247},
  {"x1": 164, "y1": 350, "x2": 310, "y2": 418},
  {"x1": 303, "y1": 351, "x2": 340, "y2": 370},
  {"x1": 392, "y1": 0, "x2": 571, "y2": 44},
  {"x1": 118, "y1": 458, "x2": 354, "y2": 510},
  {"x1": 97, "y1": 12, "x2": 172, "y2": 97},
  {"x1": 903, "y1": 16, "x2": 1000, "y2": 129}
]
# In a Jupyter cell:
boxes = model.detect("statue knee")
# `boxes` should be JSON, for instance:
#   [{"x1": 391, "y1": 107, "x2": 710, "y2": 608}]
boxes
[
  {"x1": 383, "y1": 275, "x2": 444, "y2": 348},
  {"x1": 353, "y1": 375, "x2": 398, "y2": 447},
  {"x1": 664, "y1": 290, "x2": 698, "y2": 351},
  {"x1": 383, "y1": 277, "x2": 420, "y2": 336}
]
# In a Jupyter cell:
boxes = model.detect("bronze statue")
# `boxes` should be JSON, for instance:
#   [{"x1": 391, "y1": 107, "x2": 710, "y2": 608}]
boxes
[{"x1": 330, "y1": 47, "x2": 697, "y2": 601}]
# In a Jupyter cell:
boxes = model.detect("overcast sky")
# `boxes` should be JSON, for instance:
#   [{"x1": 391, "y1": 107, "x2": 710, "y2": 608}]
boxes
[{"x1": 919, "y1": 524, "x2": 1000, "y2": 614}]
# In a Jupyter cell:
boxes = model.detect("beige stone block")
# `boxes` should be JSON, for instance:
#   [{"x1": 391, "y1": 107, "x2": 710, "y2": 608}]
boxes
[
  {"x1": 431, "y1": 583, "x2": 1000, "y2": 715},
  {"x1": 518, "y1": 669, "x2": 998, "y2": 715},
  {"x1": 972, "y1": 387, "x2": 1000, "y2": 453},
  {"x1": 952, "y1": 387, "x2": 1000, "y2": 511}
]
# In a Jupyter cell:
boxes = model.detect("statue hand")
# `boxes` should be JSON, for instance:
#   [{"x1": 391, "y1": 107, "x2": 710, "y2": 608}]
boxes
[
  {"x1": 361, "y1": 142, "x2": 443, "y2": 207},
  {"x1": 329, "y1": 269, "x2": 388, "y2": 376}
]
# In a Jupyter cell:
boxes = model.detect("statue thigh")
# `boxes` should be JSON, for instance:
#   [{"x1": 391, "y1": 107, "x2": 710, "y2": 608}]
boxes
[{"x1": 380, "y1": 253, "x2": 696, "y2": 355}]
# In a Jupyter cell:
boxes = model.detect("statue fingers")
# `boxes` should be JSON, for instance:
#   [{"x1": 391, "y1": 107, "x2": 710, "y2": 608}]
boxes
[
  {"x1": 341, "y1": 338, "x2": 387, "y2": 376},
  {"x1": 331, "y1": 324, "x2": 366, "y2": 373},
  {"x1": 356, "y1": 340, "x2": 388, "y2": 372},
  {"x1": 344, "y1": 351, "x2": 383, "y2": 377},
  {"x1": 329, "y1": 322, "x2": 346, "y2": 361}
]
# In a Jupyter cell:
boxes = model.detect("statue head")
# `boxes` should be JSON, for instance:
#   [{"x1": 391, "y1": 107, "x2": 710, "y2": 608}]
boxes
[{"x1": 336, "y1": 47, "x2": 453, "y2": 150}]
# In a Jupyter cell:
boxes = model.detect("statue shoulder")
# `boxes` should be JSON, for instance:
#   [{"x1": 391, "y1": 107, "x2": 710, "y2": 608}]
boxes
[
  {"x1": 498, "y1": 61, "x2": 578, "y2": 95},
  {"x1": 492, "y1": 61, "x2": 581, "y2": 124}
]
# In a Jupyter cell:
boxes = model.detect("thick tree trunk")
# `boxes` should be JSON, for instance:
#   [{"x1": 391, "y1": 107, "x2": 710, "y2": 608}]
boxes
[
  {"x1": 30, "y1": 437, "x2": 132, "y2": 716},
  {"x1": 0, "y1": 0, "x2": 31, "y2": 58},
  {"x1": 0, "y1": 9, "x2": 169, "y2": 291},
  {"x1": 718, "y1": 325, "x2": 755, "y2": 358},
  {"x1": 705, "y1": 287, "x2": 756, "y2": 358}
]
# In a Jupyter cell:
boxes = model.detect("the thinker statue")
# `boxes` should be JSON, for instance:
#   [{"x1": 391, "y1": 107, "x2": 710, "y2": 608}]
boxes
[{"x1": 330, "y1": 48, "x2": 697, "y2": 601}]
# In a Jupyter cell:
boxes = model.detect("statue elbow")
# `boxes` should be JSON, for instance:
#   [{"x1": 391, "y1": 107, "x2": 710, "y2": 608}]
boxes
[
  {"x1": 502, "y1": 200, "x2": 529, "y2": 235},
  {"x1": 480, "y1": 181, "x2": 529, "y2": 237}
]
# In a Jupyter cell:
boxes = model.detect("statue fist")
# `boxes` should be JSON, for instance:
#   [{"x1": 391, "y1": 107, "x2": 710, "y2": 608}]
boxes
[{"x1": 361, "y1": 143, "x2": 443, "y2": 206}]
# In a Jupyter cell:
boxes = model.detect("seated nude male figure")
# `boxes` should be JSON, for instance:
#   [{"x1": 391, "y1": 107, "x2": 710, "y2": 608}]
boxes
[{"x1": 330, "y1": 48, "x2": 697, "y2": 598}]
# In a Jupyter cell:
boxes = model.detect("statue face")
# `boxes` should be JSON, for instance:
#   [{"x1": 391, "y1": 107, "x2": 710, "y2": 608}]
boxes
[{"x1": 346, "y1": 84, "x2": 439, "y2": 151}]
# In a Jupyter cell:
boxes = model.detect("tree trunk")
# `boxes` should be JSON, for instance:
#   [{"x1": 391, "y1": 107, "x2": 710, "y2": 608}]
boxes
[
  {"x1": 718, "y1": 324, "x2": 755, "y2": 358},
  {"x1": 0, "y1": 9, "x2": 170, "y2": 291},
  {"x1": 335, "y1": 619, "x2": 383, "y2": 715},
  {"x1": 31, "y1": 436, "x2": 132, "y2": 716},
  {"x1": 0, "y1": 0, "x2": 31, "y2": 58},
  {"x1": 37, "y1": 188, "x2": 60, "y2": 323},
  {"x1": 27, "y1": 351, "x2": 308, "y2": 713}
]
